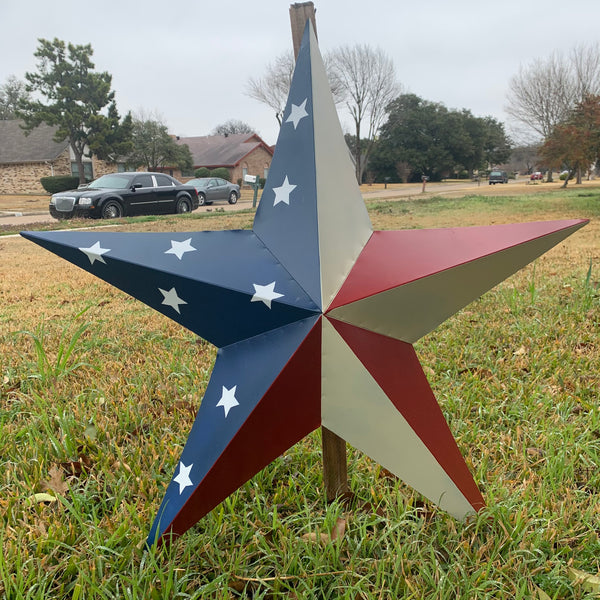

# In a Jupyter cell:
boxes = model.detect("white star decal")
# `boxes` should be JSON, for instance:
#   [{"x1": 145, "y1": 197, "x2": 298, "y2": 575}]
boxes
[
  {"x1": 273, "y1": 176, "x2": 297, "y2": 206},
  {"x1": 251, "y1": 281, "x2": 284, "y2": 309},
  {"x1": 165, "y1": 238, "x2": 197, "y2": 260},
  {"x1": 216, "y1": 385, "x2": 239, "y2": 418},
  {"x1": 286, "y1": 98, "x2": 308, "y2": 129},
  {"x1": 173, "y1": 462, "x2": 193, "y2": 494},
  {"x1": 159, "y1": 287, "x2": 187, "y2": 314},
  {"x1": 79, "y1": 241, "x2": 111, "y2": 265}
]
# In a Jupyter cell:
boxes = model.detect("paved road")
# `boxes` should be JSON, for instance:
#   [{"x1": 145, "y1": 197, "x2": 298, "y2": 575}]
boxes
[{"x1": 0, "y1": 179, "x2": 523, "y2": 228}]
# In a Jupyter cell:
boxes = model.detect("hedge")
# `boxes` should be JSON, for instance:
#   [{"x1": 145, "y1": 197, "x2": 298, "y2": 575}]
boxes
[{"x1": 40, "y1": 176, "x2": 80, "y2": 194}]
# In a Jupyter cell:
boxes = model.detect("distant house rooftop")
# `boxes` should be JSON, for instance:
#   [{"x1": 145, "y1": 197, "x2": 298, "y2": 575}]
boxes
[
  {"x1": 0, "y1": 120, "x2": 69, "y2": 164},
  {"x1": 175, "y1": 133, "x2": 273, "y2": 168}
]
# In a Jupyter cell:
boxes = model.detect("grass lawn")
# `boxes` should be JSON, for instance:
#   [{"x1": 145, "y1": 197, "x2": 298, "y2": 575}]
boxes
[{"x1": 1, "y1": 187, "x2": 599, "y2": 599}]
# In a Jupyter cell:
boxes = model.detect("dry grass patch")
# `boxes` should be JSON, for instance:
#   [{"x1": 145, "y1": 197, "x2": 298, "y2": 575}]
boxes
[{"x1": 0, "y1": 189, "x2": 598, "y2": 598}]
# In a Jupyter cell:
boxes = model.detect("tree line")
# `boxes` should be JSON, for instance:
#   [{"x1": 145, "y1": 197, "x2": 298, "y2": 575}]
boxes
[{"x1": 3, "y1": 38, "x2": 600, "y2": 188}]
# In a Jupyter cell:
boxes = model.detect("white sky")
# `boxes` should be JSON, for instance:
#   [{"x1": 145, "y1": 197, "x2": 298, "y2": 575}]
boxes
[{"x1": 2, "y1": 0, "x2": 599, "y2": 146}]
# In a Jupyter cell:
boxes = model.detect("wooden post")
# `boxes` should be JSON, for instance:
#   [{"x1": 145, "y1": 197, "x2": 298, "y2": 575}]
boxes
[
  {"x1": 289, "y1": 2, "x2": 349, "y2": 502},
  {"x1": 289, "y1": 2, "x2": 318, "y2": 59}
]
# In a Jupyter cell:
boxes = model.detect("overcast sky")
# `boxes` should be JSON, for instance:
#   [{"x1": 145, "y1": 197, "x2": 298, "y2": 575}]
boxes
[{"x1": 2, "y1": 0, "x2": 599, "y2": 146}]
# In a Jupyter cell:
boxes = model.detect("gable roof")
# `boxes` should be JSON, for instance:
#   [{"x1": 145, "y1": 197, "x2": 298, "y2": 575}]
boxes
[
  {"x1": 176, "y1": 133, "x2": 273, "y2": 168},
  {"x1": 0, "y1": 120, "x2": 69, "y2": 164}
]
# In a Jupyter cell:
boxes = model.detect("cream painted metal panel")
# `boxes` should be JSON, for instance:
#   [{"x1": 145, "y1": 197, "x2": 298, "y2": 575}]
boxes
[
  {"x1": 308, "y1": 25, "x2": 372, "y2": 310},
  {"x1": 328, "y1": 228, "x2": 576, "y2": 343},
  {"x1": 320, "y1": 318, "x2": 474, "y2": 519}
]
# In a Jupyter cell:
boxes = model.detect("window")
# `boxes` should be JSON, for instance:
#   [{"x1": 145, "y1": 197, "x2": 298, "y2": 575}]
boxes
[
  {"x1": 71, "y1": 161, "x2": 93, "y2": 181},
  {"x1": 135, "y1": 174, "x2": 154, "y2": 188},
  {"x1": 155, "y1": 174, "x2": 174, "y2": 187}
]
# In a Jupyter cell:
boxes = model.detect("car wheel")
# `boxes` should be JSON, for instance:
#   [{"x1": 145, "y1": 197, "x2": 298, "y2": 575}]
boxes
[
  {"x1": 198, "y1": 193, "x2": 206, "y2": 206},
  {"x1": 228, "y1": 191, "x2": 238, "y2": 205},
  {"x1": 176, "y1": 197, "x2": 192, "y2": 214},
  {"x1": 101, "y1": 200, "x2": 123, "y2": 219}
]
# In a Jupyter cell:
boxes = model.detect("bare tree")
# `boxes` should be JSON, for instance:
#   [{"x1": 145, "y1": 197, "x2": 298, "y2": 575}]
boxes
[
  {"x1": 506, "y1": 43, "x2": 600, "y2": 180},
  {"x1": 506, "y1": 53, "x2": 575, "y2": 140},
  {"x1": 212, "y1": 119, "x2": 256, "y2": 136},
  {"x1": 0, "y1": 75, "x2": 29, "y2": 120},
  {"x1": 572, "y1": 43, "x2": 600, "y2": 99},
  {"x1": 246, "y1": 50, "x2": 345, "y2": 127},
  {"x1": 330, "y1": 44, "x2": 400, "y2": 183},
  {"x1": 246, "y1": 52, "x2": 296, "y2": 126}
]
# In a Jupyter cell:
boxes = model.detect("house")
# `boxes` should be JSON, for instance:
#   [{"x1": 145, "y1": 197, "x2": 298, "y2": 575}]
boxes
[
  {"x1": 0, "y1": 120, "x2": 116, "y2": 194},
  {"x1": 167, "y1": 133, "x2": 274, "y2": 185}
]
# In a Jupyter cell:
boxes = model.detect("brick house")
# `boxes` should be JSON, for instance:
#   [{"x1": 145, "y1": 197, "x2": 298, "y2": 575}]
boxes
[
  {"x1": 0, "y1": 120, "x2": 116, "y2": 194},
  {"x1": 164, "y1": 133, "x2": 274, "y2": 185}
]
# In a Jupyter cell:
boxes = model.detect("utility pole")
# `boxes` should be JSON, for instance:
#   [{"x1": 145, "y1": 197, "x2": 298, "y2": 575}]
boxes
[{"x1": 288, "y1": 2, "x2": 349, "y2": 503}]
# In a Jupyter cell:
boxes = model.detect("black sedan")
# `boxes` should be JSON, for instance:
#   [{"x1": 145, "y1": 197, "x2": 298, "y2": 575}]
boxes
[
  {"x1": 49, "y1": 172, "x2": 199, "y2": 220},
  {"x1": 185, "y1": 177, "x2": 240, "y2": 206}
]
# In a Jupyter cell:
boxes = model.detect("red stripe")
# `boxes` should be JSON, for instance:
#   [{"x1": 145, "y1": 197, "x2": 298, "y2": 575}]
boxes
[
  {"x1": 164, "y1": 319, "x2": 322, "y2": 539},
  {"x1": 329, "y1": 317, "x2": 485, "y2": 512},
  {"x1": 329, "y1": 220, "x2": 587, "y2": 310}
]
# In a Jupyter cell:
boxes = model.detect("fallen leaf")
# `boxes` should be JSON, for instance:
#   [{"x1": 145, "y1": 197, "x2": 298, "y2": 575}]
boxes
[
  {"x1": 84, "y1": 423, "x2": 97, "y2": 440},
  {"x1": 330, "y1": 517, "x2": 346, "y2": 541},
  {"x1": 28, "y1": 493, "x2": 57, "y2": 504},
  {"x1": 41, "y1": 465, "x2": 69, "y2": 495},
  {"x1": 534, "y1": 585, "x2": 551, "y2": 600},
  {"x1": 513, "y1": 346, "x2": 528, "y2": 357},
  {"x1": 568, "y1": 567, "x2": 600, "y2": 593}
]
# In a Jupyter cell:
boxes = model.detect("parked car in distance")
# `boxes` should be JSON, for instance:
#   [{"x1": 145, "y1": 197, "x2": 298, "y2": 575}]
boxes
[
  {"x1": 49, "y1": 172, "x2": 199, "y2": 220},
  {"x1": 530, "y1": 171, "x2": 543, "y2": 180},
  {"x1": 488, "y1": 170, "x2": 508, "y2": 185},
  {"x1": 186, "y1": 177, "x2": 240, "y2": 206}
]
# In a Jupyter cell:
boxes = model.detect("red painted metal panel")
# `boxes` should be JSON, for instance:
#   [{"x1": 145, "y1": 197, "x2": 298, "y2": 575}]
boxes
[
  {"x1": 329, "y1": 317, "x2": 485, "y2": 512},
  {"x1": 163, "y1": 318, "x2": 322, "y2": 540},
  {"x1": 329, "y1": 220, "x2": 588, "y2": 310}
]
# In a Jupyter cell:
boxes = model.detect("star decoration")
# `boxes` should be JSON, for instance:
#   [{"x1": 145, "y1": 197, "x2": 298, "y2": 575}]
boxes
[
  {"x1": 216, "y1": 385, "x2": 240, "y2": 417},
  {"x1": 159, "y1": 287, "x2": 187, "y2": 314},
  {"x1": 174, "y1": 462, "x2": 193, "y2": 494},
  {"x1": 251, "y1": 282, "x2": 284, "y2": 309},
  {"x1": 79, "y1": 241, "x2": 111, "y2": 265},
  {"x1": 286, "y1": 98, "x2": 309, "y2": 129},
  {"x1": 272, "y1": 175, "x2": 297, "y2": 206},
  {"x1": 165, "y1": 238, "x2": 196, "y2": 260},
  {"x1": 22, "y1": 22, "x2": 587, "y2": 548}
]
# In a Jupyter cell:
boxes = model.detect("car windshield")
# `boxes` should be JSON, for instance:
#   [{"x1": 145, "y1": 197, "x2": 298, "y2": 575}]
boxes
[
  {"x1": 87, "y1": 174, "x2": 132, "y2": 190},
  {"x1": 490, "y1": 171, "x2": 502, "y2": 176},
  {"x1": 188, "y1": 179, "x2": 208, "y2": 186}
]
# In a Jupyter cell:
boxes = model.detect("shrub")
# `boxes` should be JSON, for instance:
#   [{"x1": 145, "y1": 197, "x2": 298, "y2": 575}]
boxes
[
  {"x1": 259, "y1": 177, "x2": 266, "y2": 189},
  {"x1": 40, "y1": 176, "x2": 81, "y2": 194},
  {"x1": 194, "y1": 167, "x2": 210, "y2": 178},
  {"x1": 559, "y1": 172, "x2": 568, "y2": 180},
  {"x1": 210, "y1": 167, "x2": 230, "y2": 181}
]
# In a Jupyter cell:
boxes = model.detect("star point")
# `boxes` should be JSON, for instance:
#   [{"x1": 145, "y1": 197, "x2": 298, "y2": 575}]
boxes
[
  {"x1": 165, "y1": 238, "x2": 196, "y2": 260},
  {"x1": 159, "y1": 287, "x2": 187, "y2": 314},
  {"x1": 216, "y1": 385, "x2": 239, "y2": 417},
  {"x1": 79, "y1": 241, "x2": 111, "y2": 265},
  {"x1": 285, "y1": 98, "x2": 309, "y2": 129},
  {"x1": 273, "y1": 176, "x2": 297, "y2": 206},
  {"x1": 251, "y1": 281, "x2": 284, "y2": 309}
]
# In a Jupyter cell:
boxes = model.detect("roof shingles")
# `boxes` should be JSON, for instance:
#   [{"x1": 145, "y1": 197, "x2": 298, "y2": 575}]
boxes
[{"x1": 0, "y1": 120, "x2": 69, "y2": 164}]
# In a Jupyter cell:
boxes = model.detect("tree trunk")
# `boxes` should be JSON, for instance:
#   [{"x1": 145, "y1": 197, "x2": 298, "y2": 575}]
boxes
[
  {"x1": 576, "y1": 166, "x2": 582, "y2": 184},
  {"x1": 72, "y1": 145, "x2": 86, "y2": 185},
  {"x1": 546, "y1": 169, "x2": 553, "y2": 183},
  {"x1": 354, "y1": 121, "x2": 362, "y2": 184}
]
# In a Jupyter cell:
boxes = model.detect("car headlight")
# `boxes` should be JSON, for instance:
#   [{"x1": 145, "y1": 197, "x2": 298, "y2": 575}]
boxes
[{"x1": 78, "y1": 197, "x2": 93, "y2": 206}]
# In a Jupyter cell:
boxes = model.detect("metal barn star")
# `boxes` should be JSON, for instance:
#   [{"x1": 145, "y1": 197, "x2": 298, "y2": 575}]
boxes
[{"x1": 23, "y1": 23, "x2": 586, "y2": 546}]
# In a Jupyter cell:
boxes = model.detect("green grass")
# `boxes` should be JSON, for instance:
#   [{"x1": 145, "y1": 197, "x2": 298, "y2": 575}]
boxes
[{"x1": 1, "y1": 190, "x2": 598, "y2": 598}]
